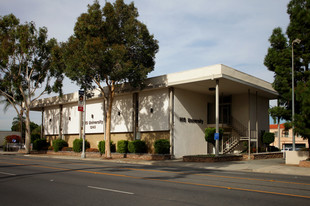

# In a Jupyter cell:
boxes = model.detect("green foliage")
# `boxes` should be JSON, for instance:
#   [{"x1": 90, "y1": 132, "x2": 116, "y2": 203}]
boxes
[
  {"x1": 31, "y1": 133, "x2": 41, "y2": 143},
  {"x1": 33, "y1": 139, "x2": 49, "y2": 151},
  {"x1": 0, "y1": 14, "x2": 63, "y2": 152},
  {"x1": 117, "y1": 140, "x2": 129, "y2": 153},
  {"x1": 98, "y1": 140, "x2": 116, "y2": 154},
  {"x1": 73, "y1": 139, "x2": 90, "y2": 153},
  {"x1": 63, "y1": 0, "x2": 159, "y2": 157},
  {"x1": 204, "y1": 128, "x2": 223, "y2": 146},
  {"x1": 52, "y1": 139, "x2": 68, "y2": 152},
  {"x1": 128, "y1": 140, "x2": 147, "y2": 153},
  {"x1": 264, "y1": 0, "x2": 310, "y2": 144},
  {"x1": 262, "y1": 132, "x2": 275, "y2": 145},
  {"x1": 154, "y1": 139, "x2": 170, "y2": 154}
]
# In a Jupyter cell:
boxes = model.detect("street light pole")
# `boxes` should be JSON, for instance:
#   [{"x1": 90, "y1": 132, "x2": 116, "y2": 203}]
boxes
[{"x1": 291, "y1": 38, "x2": 301, "y2": 151}]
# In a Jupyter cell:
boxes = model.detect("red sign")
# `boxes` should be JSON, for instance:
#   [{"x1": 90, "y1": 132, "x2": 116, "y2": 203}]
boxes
[{"x1": 78, "y1": 93, "x2": 84, "y2": 111}]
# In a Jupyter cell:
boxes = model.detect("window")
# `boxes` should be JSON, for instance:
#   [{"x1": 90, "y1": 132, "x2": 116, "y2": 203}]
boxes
[{"x1": 282, "y1": 131, "x2": 289, "y2": 137}]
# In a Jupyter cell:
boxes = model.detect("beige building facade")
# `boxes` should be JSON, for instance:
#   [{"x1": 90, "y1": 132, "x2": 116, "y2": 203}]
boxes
[
  {"x1": 270, "y1": 123, "x2": 309, "y2": 150},
  {"x1": 31, "y1": 64, "x2": 278, "y2": 158}
]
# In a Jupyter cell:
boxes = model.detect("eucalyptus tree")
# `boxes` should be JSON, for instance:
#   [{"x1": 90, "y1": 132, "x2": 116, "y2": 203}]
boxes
[
  {"x1": 0, "y1": 14, "x2": 63, "y2": 153},
  {"x1": 63, "y1": 0, "x2": 158, "y2": 158}
]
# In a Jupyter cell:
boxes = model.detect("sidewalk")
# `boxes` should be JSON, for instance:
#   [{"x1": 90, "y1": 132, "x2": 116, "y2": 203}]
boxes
[{"x1": 1, "y1": 151, "x2": 310, "y2": 177}]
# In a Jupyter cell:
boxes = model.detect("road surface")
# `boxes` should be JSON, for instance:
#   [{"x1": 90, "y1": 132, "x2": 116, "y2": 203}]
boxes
[{"x1": 0, "y1": 155, "x2": 310, "y2": 205}]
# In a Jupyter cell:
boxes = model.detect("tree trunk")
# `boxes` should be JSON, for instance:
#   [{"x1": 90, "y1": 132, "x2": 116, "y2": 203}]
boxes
[
  {"x1": 105, "y1": 92, "x2": 114, "y2": 158},
  {"x1": 24, "y1": 107, "x2": 31, "y2": 154}
]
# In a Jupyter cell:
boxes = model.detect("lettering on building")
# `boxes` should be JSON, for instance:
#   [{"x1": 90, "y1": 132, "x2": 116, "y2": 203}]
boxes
[{"x1": 179, "y1": 117, "x2": 203, "y2": 124}]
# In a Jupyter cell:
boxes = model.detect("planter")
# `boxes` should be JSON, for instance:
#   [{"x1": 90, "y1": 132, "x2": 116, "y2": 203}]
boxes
[
  {"x1": 126, "y1": 153, "x2": 171, "y2": 160},
  {"x1": 183, "y1": 155, "x2": 243, "y2": 162},
  {"x1": 299, "y1": 160, "x2": 310, "y2": 168}
]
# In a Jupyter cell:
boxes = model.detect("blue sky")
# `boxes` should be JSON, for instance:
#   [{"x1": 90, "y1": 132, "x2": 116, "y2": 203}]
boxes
[{"x1": 0, "y1": 0, "x2": 290, "y2": 129}]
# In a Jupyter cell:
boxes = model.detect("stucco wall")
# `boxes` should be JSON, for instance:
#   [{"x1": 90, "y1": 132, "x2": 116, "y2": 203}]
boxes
[
  {"x1": 44, "y1": 106, "x2": 60, "y2": 135},
  {"x1": 62, "y1": 103, "x2": 79, "y2": 134},
  {"x1": 173, "y1": 88, "x2": 209, "y2": 158},
  {"x1": 139, "y1": 89, "x2": 169, "y2": 132},
  {"x1": 111, "y1": 94, "x2": 133, "y2": 133}
]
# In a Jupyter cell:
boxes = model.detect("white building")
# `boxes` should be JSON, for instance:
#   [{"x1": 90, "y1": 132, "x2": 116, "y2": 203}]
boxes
[{"x1": 31, "y1": 64, "x2": 278, "y2": 158}]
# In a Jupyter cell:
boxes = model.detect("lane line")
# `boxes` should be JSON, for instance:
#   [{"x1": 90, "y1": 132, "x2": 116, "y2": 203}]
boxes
[
  {"x1": 120, "y1": 167, "x2": 310, "y2": 186},
  {"x1": 3, "y1": 157, "x2": 310, "y2": 186},
  {"x1": 0, "y1": 171, "x2": 16, "y2": 176},
  {"x1": 88, "y1": 186, "x2": 134, "y2": 195},
  {"x1": 7, "y1": 157, "x2": 310, "y2": 186},
  {"x1": 1, "y1": 160, "x2": 310, "y2": 199}
]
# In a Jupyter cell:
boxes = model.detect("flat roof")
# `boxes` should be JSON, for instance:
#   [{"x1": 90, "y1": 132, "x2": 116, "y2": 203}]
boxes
[{"x1": 31, "y1": 64, "x2": 278, "y2": 110}]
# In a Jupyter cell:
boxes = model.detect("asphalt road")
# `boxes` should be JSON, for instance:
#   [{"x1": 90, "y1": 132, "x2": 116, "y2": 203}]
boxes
[{"x1": 1, "y1": 155, "x2": 310, "y2": 206}]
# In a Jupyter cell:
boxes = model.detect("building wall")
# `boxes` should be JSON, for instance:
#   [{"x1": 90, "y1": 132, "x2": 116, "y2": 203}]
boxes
[
  {"x1": 62, "y1": 103, "x2": 79, "y2": 134},
  {"x1": 270, "y1": 124, "x2": 309, "y2": 149},
  {"x1": 173, "y1": 88, "x2": 209, "y2": 158},
  {"x1": 44, "y1": 106, "x2": 60, "y2": 135},
  {"x1": 139, "y1": 89, "x2": 169, "y2": 132},
  {"x1": 111, "y1": 94, "x2": 133, "y2": 133}
]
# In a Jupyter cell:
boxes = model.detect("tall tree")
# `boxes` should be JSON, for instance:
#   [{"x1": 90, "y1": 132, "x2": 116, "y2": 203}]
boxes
[
  {"x1": 63, "y1": 0, "x2": 159, "y2": 158},
  {"x1": 264, "y1": 0, "x2": 310, "y2": 150},
  {"x1": 0, "y1": 14, "x2": 63, "y2": 153}
]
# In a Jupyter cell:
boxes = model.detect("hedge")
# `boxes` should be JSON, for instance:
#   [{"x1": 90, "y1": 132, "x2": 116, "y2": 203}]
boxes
[
  {"x1": 33, "y1": 138, "x2": 49, "y2": 151},
  {"x1": 154, "y1": 139, "x2": 170, "y2": 154},
  {"x1": 205, "y1": 127, "x2": 223, "y2": 146},
  {"x1": 52, "y1": 139, "x2": 68, "y2": 152},
  {"x1": 73, "y1": 139, "x2": 90, "y2": 153},
  {"x1": 98, "y1": 140, "x2": 116, "y2": 154},
  {"x1": 128, "y1": 140, "x2": 147, "y2": 153},
  {"x1": 117, "y1": 140, "x2": 129, "y2": 153}
]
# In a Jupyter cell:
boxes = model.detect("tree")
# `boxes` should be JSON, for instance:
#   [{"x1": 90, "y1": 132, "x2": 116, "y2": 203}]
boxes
[
  {"x1": 0, "y1": 14, "x2": 63, "y2": 153},
  {"x1": 264, "y1": 0, "x2": 310, "y2": 151},
  {"x1": 262, "y1": 132, "x2": 275, "y2": 151},
  {"x1": 63, "y1": 0, "x2": 159, "y2": 158}
]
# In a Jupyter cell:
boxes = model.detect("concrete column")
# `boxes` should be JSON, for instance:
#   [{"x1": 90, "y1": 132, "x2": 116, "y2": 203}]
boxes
[
  {"x1": 169, "y1": 87, "x2": 175, "y2": 156},
  {"x1": 256, "y1": 91, "x2": 258, "y2": 153},
  {"x1": 59, "y1": 105, "x2": 63, "y2": 140},
  {"x1": 248, "y1": 89, "x2": 251, "y2": 159},
  {"x1": 215, "y1": 80, "x2": 219, "y2": 156},
  {"x1": 41, "y1": 108, "x2": 44, "y2": 139}
]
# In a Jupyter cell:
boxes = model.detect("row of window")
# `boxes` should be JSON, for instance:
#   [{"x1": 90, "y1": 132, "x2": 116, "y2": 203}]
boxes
[{"x1": 273, "y1": 131, "x2": 303, "y2": 138}]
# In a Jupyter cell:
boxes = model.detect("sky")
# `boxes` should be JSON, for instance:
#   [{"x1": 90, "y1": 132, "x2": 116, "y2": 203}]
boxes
[{"x1": 0, "y1": 0, "x2": 290, "y2": 130}]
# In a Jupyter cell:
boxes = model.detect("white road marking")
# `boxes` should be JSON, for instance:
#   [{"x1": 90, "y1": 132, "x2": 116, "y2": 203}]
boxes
[
  {"x1": 0, "y1": 171, "x2": 16, "y2": 176},
  {"x1": 88, "y1": 186, "x2": 134, "y2": 195}
]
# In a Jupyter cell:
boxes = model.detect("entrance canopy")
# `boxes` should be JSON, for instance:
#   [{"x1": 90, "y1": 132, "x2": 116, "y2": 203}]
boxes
[{"x1": 166, "y1": 64, "x2": 277, "y2": 99}]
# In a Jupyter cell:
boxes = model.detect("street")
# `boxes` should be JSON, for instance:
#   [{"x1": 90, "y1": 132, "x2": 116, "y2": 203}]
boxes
[{"x1": 1, "y1": 155, "x2": 310, "y2": 206}]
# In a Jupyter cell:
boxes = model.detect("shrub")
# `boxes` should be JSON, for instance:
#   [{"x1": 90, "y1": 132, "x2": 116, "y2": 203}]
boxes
[
  {"x1": 204, "y1": 128, "x2": 223, "y2": 146},
  {"x1": 262, "y1": 132, "x2": 275, "y2": 145},
  {"x1": 128, "y1": 140, "x2": 147, "y2": 153},
  {"x1": 5, "y1": 135, "x2": 21, "y2": 143},
  {"x1": 117, "y1": 140, "x2": 129, "y2": 153},
  {"x1": 52, "y1": 139, "x2": 68, "y2": 152},
  {"x1": 31, "y1": 133, "x2": 41, "y2": 143},
  {"x1": 33, "y1": 138, "x2": 49, "y2": 151},
  {"x1": 73, "y1": 139, "x2": 90, "y2": 153},
  {"x1": 98, "y1": 140, "x2": 116, "y2": 154},
  {"x1": 269, "y1": 146, "x2": 280, "y2": 152},
  {"x1": 154, "y1": 139, "x2": 170, "y2": 154}
]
